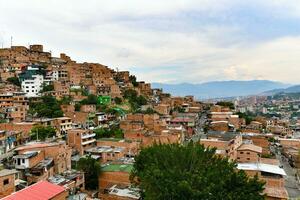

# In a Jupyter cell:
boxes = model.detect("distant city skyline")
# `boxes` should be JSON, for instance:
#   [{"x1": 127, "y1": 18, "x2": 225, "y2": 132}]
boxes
[{"x1": 1, "y1": 0, "x2": 300, "y2": 84}]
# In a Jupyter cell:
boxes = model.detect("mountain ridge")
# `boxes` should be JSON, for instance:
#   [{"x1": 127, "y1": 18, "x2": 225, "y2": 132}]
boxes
[
  {"x1": 152, "y1": 80, "x2": 291, "y2": 99},
  {"x1": 261, "y1": 84, "x2": 300, "y2": 96}
]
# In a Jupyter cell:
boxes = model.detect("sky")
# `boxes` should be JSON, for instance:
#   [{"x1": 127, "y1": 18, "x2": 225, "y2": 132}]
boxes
[{"x1": 1, "y1": 0, "x2": 300, "y2": 84}]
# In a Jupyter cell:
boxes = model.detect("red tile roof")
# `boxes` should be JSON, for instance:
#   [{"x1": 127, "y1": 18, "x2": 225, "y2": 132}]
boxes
[{"x1": 3, "y1": 181, "x2": 66, "y2": 200}]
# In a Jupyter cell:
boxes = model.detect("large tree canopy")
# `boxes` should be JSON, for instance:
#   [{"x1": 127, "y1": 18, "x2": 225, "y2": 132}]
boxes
[
  {"x1": 131, "y1": 142, "x2": 265, "y2": 200},
  {"x1": 29, "y1": 95, "x2": 63, "y2": 118}
]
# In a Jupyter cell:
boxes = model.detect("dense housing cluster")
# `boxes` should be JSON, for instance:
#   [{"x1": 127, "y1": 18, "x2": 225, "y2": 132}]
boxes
[{"x1": 0, "y1": 44, "x2": 299, "y2": 199}]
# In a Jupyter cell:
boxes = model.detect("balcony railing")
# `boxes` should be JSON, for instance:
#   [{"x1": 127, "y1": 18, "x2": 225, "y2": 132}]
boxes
[
  {"x1": 81, "y1": 133, "x2": 96, "y2": 139},
  {"x1": 82, "y1": 139, "x2": 96, "y2": 146}
]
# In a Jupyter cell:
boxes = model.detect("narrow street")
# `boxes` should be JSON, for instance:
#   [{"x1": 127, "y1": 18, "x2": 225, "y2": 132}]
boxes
[
  {"x1": 191, "y1": 112, "x2": 207, "y2": 142},
  {"x1": 274, "y1": 148, "x2": 300, "y2": 198}
]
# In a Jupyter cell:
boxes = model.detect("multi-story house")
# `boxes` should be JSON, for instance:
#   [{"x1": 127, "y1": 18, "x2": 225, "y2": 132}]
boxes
[
  {"x1": 67, "y1": 129, "x2": 96, "y2": 155},
  {"x1": 0, "y1": 169, "x2": 20, "y2": 198},
  {"x1": 14, "y1": 141, "x2": 72, "y2": 175},
  {"x1": 237, "y1": 163, "x2": 288, "y2": 200},
  {"x1": 200, "y1": 132, "x2": 243, "y2": 161},
  {"x1": 19, "y1": 65, "x2": 45, "y2": 97},
  {"x1": 236, "y1": 142, "x2": 262, "y2": 163}
]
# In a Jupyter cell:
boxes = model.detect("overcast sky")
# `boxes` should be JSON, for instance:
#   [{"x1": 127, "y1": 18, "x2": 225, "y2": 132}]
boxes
[{"x1": 1, "y1": 0, "x2": 300, "y2": 84}]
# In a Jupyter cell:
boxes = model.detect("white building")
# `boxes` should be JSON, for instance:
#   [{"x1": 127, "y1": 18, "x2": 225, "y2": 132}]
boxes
[{"x1": 19, "y1": 66, "x2": 44, "y2": 98}]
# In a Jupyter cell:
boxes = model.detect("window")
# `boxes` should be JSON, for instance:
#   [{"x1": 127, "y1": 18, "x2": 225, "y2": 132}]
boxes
[
  {"x1": 247, "y1": 158, "x2": 250, "y2": 160},
  {"x1": 3, "y1": 179, "x2": 9, "y2": 185},
  {"x1": 247, "y1": 152, "x2": 250, "y2": 155},
  {"x1": 237, "y1": 157, "x2": 240, "y2": 160},
  {"x1": 22, "y1": 159, "x2": 25, "y2": 163},
  {"x1": 240, "y1": 152, "x2": 244, "y2": 154}
]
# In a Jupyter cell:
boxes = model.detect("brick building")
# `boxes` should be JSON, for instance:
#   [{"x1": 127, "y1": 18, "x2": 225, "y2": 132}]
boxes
[
  {"x1": 15, "y1": 141, "x2": 72, "y2": 175},
  {"x1": 236, "y1": 143, "x2": 262, "y2": 163},
  {"x1": 2, "y1": 181, "x2": 68, "y2": 200},
  {"x1": 0, "y1": 169, "x2": 19, "y2": 198},
  {"x1": 237, "y1": 163, "x2": 288, "y2": 200},
  {"x1": 67, "y1": 129, "x2": 96, "y2": 155}
]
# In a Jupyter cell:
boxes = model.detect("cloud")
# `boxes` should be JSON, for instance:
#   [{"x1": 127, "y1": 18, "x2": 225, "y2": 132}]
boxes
[{"x1": 0, "y1": 0, "x2": 300, "y2": 84}]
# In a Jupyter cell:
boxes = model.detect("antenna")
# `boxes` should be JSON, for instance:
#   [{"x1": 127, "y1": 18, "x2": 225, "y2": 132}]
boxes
[{"x1": 10, "y1": 36, "x2": 13, "y2": 47}]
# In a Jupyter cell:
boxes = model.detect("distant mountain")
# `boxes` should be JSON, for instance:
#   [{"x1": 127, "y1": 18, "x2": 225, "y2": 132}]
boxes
[
  {"x1": 152, "y1": 80, "x2": 290, "y2": 99},
  {"x1": 262, "y1": 85, "x2": 300, "y2": 96}
]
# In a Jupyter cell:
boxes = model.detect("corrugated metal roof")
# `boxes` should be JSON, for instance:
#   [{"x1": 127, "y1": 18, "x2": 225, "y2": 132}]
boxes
[{"x1": 237, "y1": 163, "x2": 286, "y2": 176}]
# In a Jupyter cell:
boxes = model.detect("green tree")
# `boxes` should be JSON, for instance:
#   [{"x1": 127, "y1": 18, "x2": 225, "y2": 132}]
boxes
[
  {"x1": 131, "y1": 142, "x2": 265, "y2": 200},
  {"x1": 114, "y1": 97, "x2": 122, "y2": 104},
  {"x1": 124, "y1": 89, "x2": 138, "y2": 99},
  {"x1": 77, "y1": 155, "x2": 101, "y2": 190},
  {"x1": 7, "y1": 77, "x2": 21, "y2": 87},
  {"x1": 59, "y1": 96, "x2": 72, "y2": 105},
  {"x1": 216, "y1": 101, "x2": 235, "y2": 109},
  {"x1": 75, "y1": 103, "x2": 81, "y2": 111},
  {"x1": 173, "y1": 106, "x2": 186, "y2": 113},
  {"x1": 136, "y1": 107, "x2": 157, "y2": 114},
  {"x1": 80, "y1": 94, "x2": 98, "y2": 105},
  {"x1": 123, "y1": 89, "x2": 148, "y2": 111},
  {"x1": 129, "y1": 75, "x2": 138, "y2": 87},
  {"x1": 136, "y1": 95, "x2": 147, "y2": 105},
  {"x1": 82, "y1": 88, "x2": 89, "y2": 96},
  {"x1": 40, "y1": 83, "x2": 54, "y2": 92},
  {"x1": 94, "y1": 125, "x2": 124, "y2": 139},
  {"x1": 30, "y1": 125, "x2": 56, "y2": 141},
  {"x1": 237, "y1": 112, "x2": 255, "y2": 125},
  {"x1": 29, "y1": 95, "x2": 64, "y2": 118}
]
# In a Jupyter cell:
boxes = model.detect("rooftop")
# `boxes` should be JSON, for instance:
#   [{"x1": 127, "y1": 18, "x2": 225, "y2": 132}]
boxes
[
  {"x1": 207, "y1": 131, "x2": 240, "y2": 141},
  {"x1": 237, "y1": 163, "x2": 286, "y2": 176},
  {"x1": 97, "y1": 137, "x2": 132, "y2": 142},
  {"x1": 237, "y1": 143, "x2": 262, "y2": 153},
  {"x1": 3, "y1": 181, "x2": 66, "y2": 200},
  {"x1": 31, "y1": 158, "x2": 54, "y2": 171},
  {"x1": 101, "y1": 164, "x2": 133, "y2": 173},
  {"x1": 0, "y1": 169, "x2": 18, "y2": 177},
  {"x1": 15, "y1": 141, "x2": 64, "y2": 151},
  {"x1": 85, "y1": 146, "x2": 125, "y2": 154},
  {"x1": 107, "y1": 185, "x2": 140, "y2": 199},
  {"x1": 14, "y1": 151, "x2": 39, "y2": 159}
]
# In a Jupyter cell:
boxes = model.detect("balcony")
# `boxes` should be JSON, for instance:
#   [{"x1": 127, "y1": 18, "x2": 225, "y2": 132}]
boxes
[
  {"x1": 81, "y1": 133, "x2": 96, "y2": 139},
  {"x1": 82, "y1": 139, "x2": 96, "y2": 146}
]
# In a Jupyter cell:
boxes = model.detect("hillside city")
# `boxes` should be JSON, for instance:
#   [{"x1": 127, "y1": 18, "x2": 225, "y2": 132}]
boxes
[{"x1": 0, "y1": 44, "x2": 299, "y2": 200}]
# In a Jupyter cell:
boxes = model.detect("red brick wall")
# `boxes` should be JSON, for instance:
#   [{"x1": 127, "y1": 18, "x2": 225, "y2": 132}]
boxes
[{"x1": 0, "y1": 174, "x2": 15, "y2": 198}]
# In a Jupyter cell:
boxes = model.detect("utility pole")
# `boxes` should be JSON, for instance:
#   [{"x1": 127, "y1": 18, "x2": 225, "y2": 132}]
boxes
[{"x1": 36, "y1": 127, "x2": 39, "y2": 141}]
